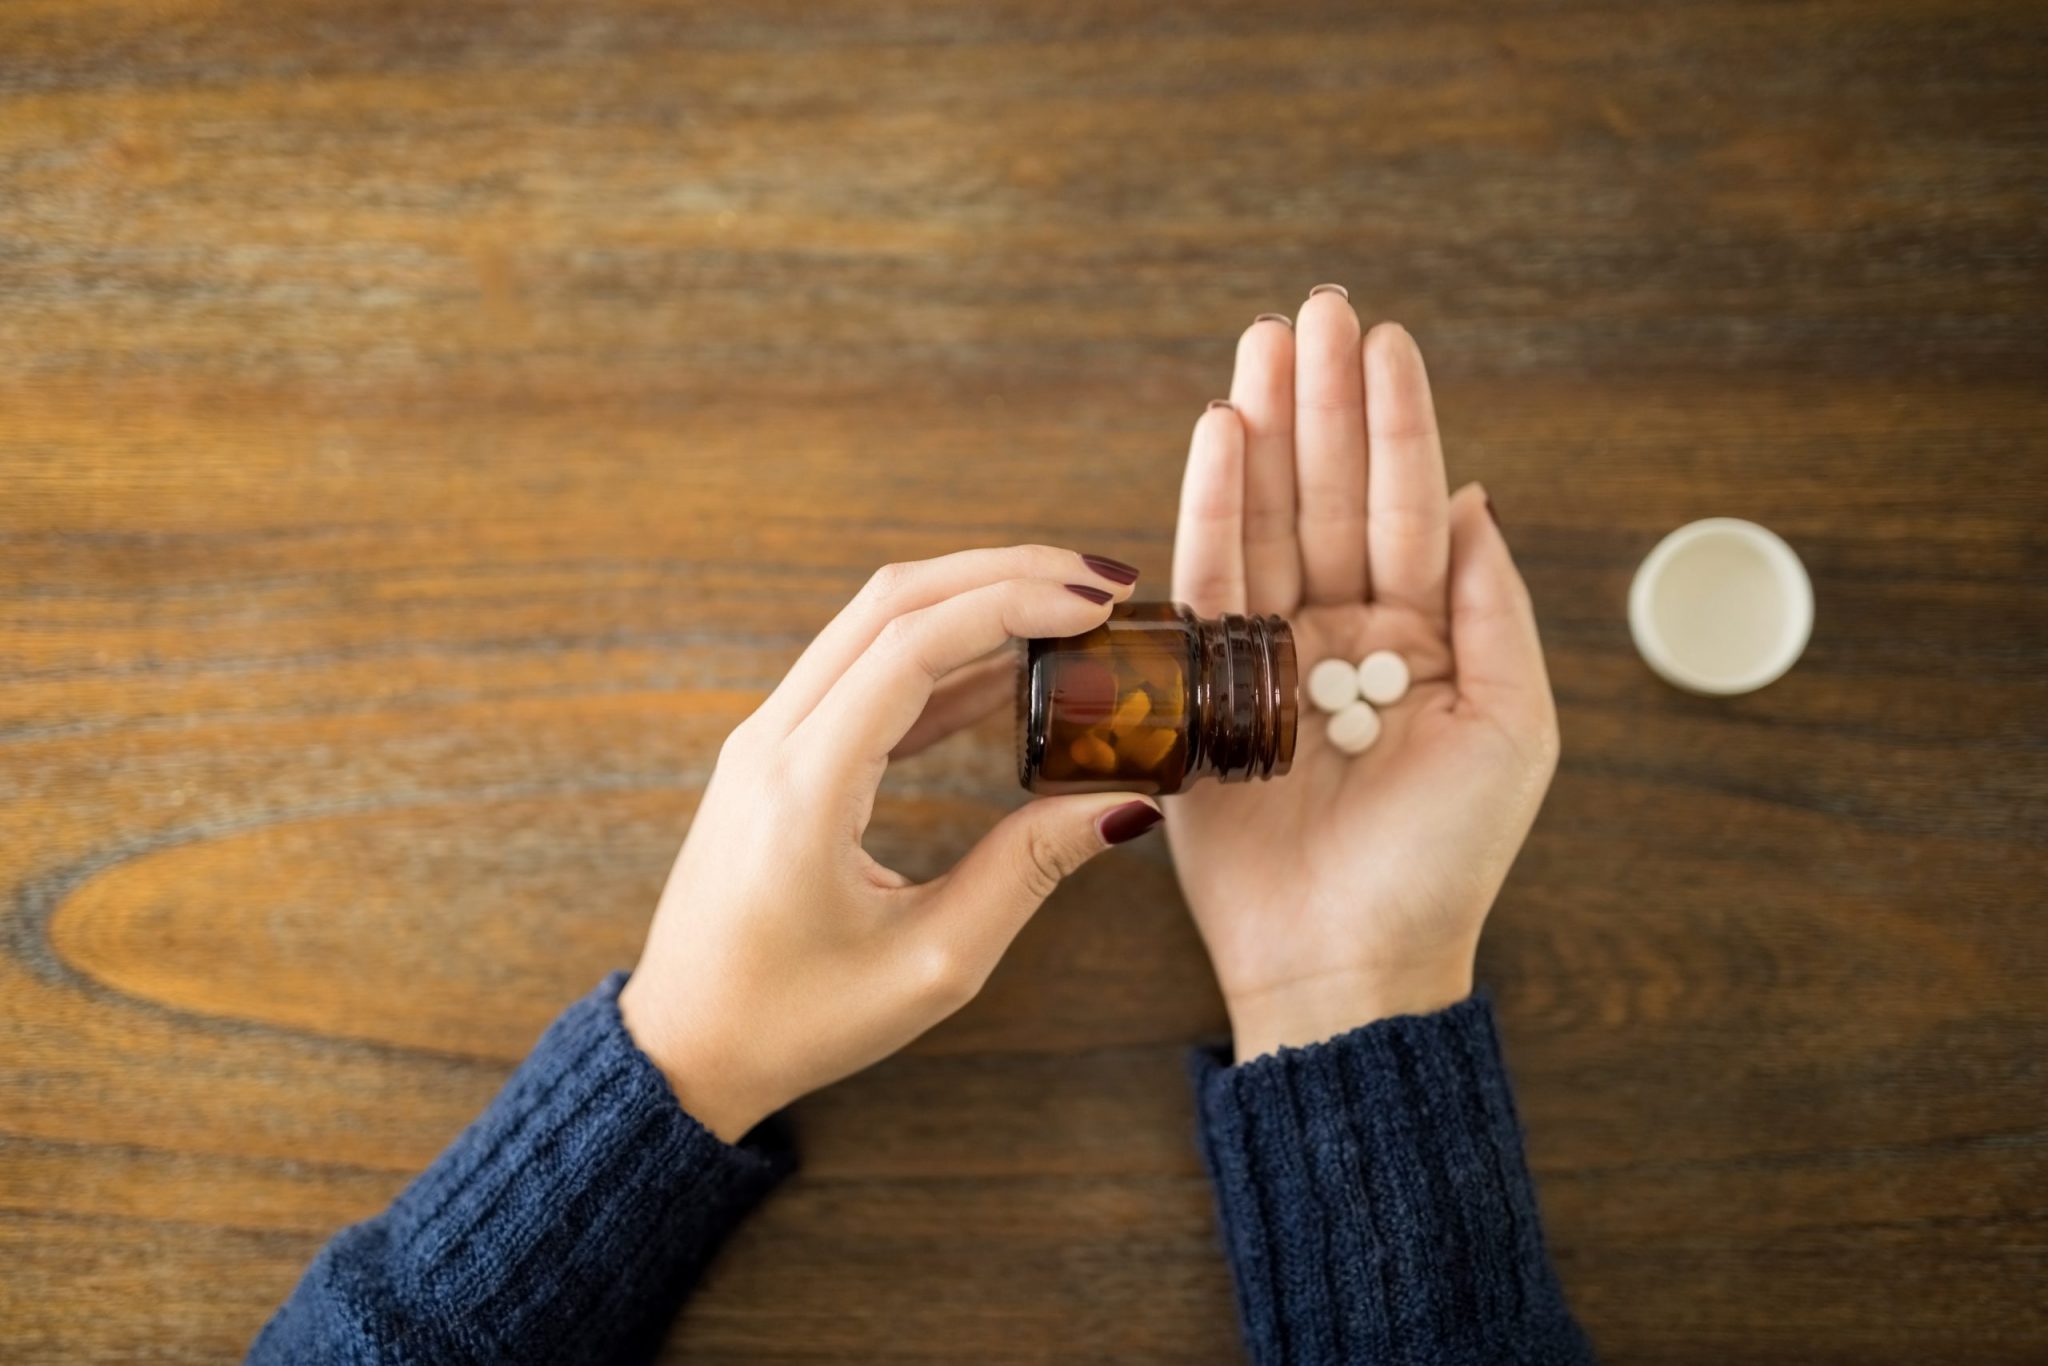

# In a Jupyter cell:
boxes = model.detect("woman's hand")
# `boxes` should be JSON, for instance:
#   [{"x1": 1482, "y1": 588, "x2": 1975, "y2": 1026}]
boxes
[
  {"x1": 620, "y1": 548, "x2": 1163, "y2": 1141},
  {"x1": 1167, "y1": 289, "x2": 1559, "y2": 1062}
]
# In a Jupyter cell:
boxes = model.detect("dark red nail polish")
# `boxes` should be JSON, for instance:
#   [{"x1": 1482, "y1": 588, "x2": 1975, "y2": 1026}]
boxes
[
  {"x1": 1099, "y1": 801, "x2": 1163, "y2": 845},
  {"x1": 1081, "y1": 554, "x2": 1140, "y2": 585},
  {"x1": 1065, "y1": 583, "x2": 1114, "y2": 605},
  {"x1": 1206, "y1": 398, "x2": 1236, "y2": 412},
  {"x1": 1254, "y1": 312, "x2": 1293, "y2": 328},
  {"x1": 1485, "y1": 495, "x2": 1501, "y2": 530}
]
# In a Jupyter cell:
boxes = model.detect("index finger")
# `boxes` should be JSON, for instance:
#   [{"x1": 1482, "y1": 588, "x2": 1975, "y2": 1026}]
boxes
[
  {"x1": 793, "y1": 577, "x2": 1121, "y2": 796},
  {"x1": 757, "y1": 545, "x2": 1137, "y2": 733},
  {"x1": 1233, "y1": 315, "x2": 1302, "y2": 615},
  {"x1": 1171, "y1": 401, "x2": 1247, "y2": 615}
]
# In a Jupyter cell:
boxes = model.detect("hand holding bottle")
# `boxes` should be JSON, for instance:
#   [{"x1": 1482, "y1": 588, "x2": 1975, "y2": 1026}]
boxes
[
  {"x1": 1167, "y1": 290, "x2": 1560, "y2": 1061},
  {"x1": 620, "y1": 548, "x2": 1162, "y2": 1140}
]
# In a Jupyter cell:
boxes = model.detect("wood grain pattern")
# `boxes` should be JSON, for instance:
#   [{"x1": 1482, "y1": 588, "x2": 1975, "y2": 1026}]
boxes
[{"x1": 4, "y1": 0, "x2": 2045, "y2": 1360}]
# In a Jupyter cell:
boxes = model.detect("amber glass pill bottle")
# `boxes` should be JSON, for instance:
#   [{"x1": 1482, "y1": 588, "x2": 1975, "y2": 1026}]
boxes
[{"x1": 1018, "y1": 602, "x2": 1298, "y2": 795}]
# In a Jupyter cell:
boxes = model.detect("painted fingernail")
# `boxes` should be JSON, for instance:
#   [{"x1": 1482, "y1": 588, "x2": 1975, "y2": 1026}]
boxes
[
  {"x1": 1099, "y1": 801, "x2": 1163, "y2": 845},
  {"x1": 1065, "y1": 583, "x2": 1114, "y2": 605},
  {"x1": 1081, "y1": 553, "x2": 1140, "y2": 585},
  {"x1": 1254, "y1": 312, "x2": 1293, "y2": 328},
  {"x1": 1485, "y1": 494, "x2": 1502, "y2": 530},
  {"x1": 1206, "y1": 398, "x2": 1236, "y2": 411},
  {"x1": 1309, "y1": 282, "x2": 1349, "y2": 300}
]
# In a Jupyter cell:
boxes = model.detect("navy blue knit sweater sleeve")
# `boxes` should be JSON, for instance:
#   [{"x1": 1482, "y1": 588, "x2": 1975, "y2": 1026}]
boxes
[
  {"x1": 248, "y1": 972, "x2": 791, "y2": 1366},
  {"x1": 1192, "y1": 994, "x2": 1593, "y2": 1366}
]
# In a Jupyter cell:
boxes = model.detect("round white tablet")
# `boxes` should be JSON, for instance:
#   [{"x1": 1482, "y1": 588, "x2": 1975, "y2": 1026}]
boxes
[
  {"x1": 1325, "y1": 700, "x2": 1381, "y2": 755},
  {"x1": 1306, "y1": 657, "x2": 1361, "y2": 714},
  {"x1": 1356, "y1": 651, "x2": 1410, "y2": 706}
]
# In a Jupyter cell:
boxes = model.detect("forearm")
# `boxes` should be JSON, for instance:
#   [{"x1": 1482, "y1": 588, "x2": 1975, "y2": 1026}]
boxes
[
  {"x1": 1193, "y1": 994, "x2": 1592, "y2": 1366},
  {"x1": 249, "y1": 973, "x2": 791, "y2": 1366}
]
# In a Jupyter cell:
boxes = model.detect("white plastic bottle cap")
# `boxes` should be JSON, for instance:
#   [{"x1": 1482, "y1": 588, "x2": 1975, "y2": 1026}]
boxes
[
  {"x1": 1356, "y1": 650, "x2": 1409, "y2": 705},
  {"x1": 1326, "y1": 700, "x2": 1382, "y2": 755},
  {"x1": 1306, "y1": 657, "x2": 1361, "y2": 714},
  {"x1": 1628, "y1": 518, "x2": 1813, "y2": 696}
]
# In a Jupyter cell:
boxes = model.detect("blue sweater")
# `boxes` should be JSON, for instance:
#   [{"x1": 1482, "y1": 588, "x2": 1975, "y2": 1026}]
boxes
[{"x1": 252, "y1": 975, "x2": 1590, "y2": 1364}]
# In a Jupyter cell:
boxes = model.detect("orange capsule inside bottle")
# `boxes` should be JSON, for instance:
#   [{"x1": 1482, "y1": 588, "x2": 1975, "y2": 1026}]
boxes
[{"x1": 1018, "y1": 602, "x2": 1297, "y2": 795}]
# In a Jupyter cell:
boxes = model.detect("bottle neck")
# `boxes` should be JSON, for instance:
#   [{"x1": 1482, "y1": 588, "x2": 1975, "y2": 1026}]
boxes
[{"x1": 1186, "y1": 611, "x2": 1297, "y2": 782}]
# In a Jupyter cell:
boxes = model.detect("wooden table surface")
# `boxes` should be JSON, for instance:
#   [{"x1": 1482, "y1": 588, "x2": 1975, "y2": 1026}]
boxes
[{"x1": 4, "y1": 1, "x2": 2045, "y2": 1361}]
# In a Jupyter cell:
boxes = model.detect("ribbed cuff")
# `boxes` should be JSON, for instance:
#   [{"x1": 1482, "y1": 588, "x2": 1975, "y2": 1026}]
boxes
[
  {"x1": 1191, "y1": 995, "x2": 1589, "y2": 1366},
  {"x1": 375, "y1": 971, "x2": 793, "y2": 1363}
]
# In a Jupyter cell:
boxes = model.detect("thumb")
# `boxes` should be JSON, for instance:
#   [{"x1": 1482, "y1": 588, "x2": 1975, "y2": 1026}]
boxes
[
  {"x1": 930, "y1": 793, "x2": 1163, "y2": 956},
  {"x1": 1448, "y1": 482, "x2": 1553, "y2": 726}
]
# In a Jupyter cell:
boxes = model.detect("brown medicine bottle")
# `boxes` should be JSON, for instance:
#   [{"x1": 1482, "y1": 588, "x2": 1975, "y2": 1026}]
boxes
[{"x1": 1018, "y1": 602, "x2": 1298, "y2": 795}]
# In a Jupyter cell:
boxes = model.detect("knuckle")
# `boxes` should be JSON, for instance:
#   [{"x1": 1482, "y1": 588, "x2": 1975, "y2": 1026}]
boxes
[
  {"x1": 1295, "y1": 390, "x2": 1361, "y2": 417},
  {"x1": 1373, "y1": 413, "x2": 1439, "y2": 444},
  {"x1": 1018, "y1": 825, "x2": 1074, "y2": 900},
  {"x1": 750, "y1": 750, "x2": 801, "y2": 805},
  {"x1": 1505, "y1": 709, "x2": 1561, "y2": 782},
  {"x1": 873, "y1": 611, "x2": 916, "y2": 655},
  {"x1": 1297, "y1": 491, "x2": 1367, "y2": 520},
  {"x1": 875, "y1": 612, "x2": 941, "y2": 680},
  {"x1": 997, "y1": 579, "x2": 1041, "y2": 632},
  {"x1": 1244, "y1": 507, "x2": 1295, "y2": 541},
  {"x1": 861, "y1": 561, "x2": 911, "y2": 608},
  {"x1": 1370, "y1": 501, "x2": 1440, "y2": 535},
  {"x1": 1186, "y1": 571, "x2": 1239, "y2": 605},
  {"x1": 724, "y1": 743, "x2": 803, "y2": 813},
  {"x1": 911, "y1": 942, "x2": 975, "y2": 1007},
  {"x1": 1461, "y1": 600, "x2": 1515, "y2": 634},
  {"x1": 716, "y1": 720, "x2": 761, "y2": 768},
  {"x1": 1029, "y1": 544, "x2": 1084, "y2": 579},
  {"x1": 1189, "y1": 486, "x2": 1240, "y2": 523}
]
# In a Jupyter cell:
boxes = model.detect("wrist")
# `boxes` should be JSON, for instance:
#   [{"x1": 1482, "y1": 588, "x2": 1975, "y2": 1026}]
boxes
[
  {"x1": 1224, "y1": 956, "x2": 1476, "y2": 1065},
  {"x1": 617, "y1": 977, "x2": 773, "y2": 1144}
]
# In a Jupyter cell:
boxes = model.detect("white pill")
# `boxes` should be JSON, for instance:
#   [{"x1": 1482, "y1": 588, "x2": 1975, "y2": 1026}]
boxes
[
  {"x1": 1357, "y1": 650, "x2": 1410, "y2": 706},
  {"x1": 1306, "y1": 657, "x2": 1361, "y2": 714},
  {"x1": 1325, "y1": 700, "x2": 1381, "y2": 755}
]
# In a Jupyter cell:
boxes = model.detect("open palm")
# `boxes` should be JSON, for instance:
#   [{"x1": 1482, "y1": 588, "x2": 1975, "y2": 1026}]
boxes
[{"x1": 1165, "y1": 290, "x2": 1559, "y2": 1062}]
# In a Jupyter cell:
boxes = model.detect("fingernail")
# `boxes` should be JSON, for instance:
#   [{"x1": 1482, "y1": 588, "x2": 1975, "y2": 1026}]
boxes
[
  {"x1": 1309, "y1": 282, "x2": 1349, "y2": 300},
  {"x1": 1485, "y1": 494, "x2": 1501, "y2": 530},
  {"x1": 1065, "y1": 583, "x2": 1114, "y2": 605},
  {"x1": 1081, "y1": 553, "x2": 1140, "y2": 585},
  {"x1": 1254, "y1": 312, "x2": 1293, "y2": 329},
  {"x1": 1205, "y1": 398, "x2": 1236, "y2": 412},
  {"x1": 1099, "y1": 801, "x2": 1163, "y2": 845}
]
